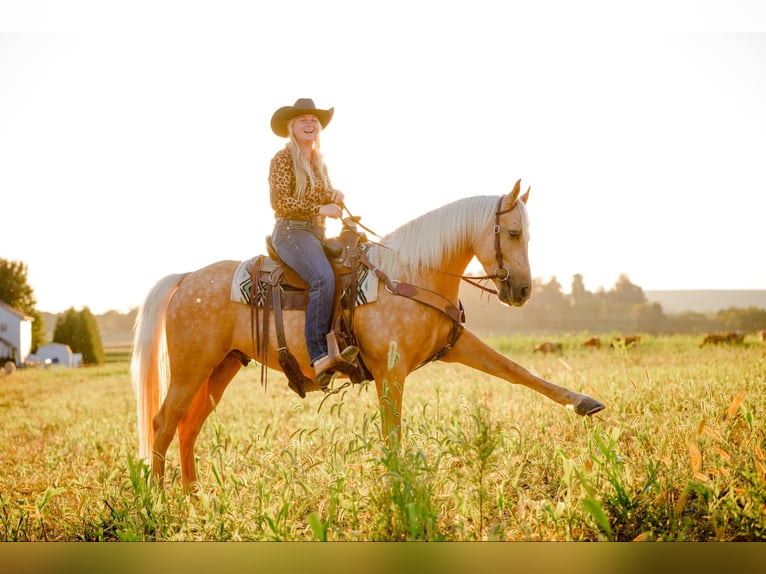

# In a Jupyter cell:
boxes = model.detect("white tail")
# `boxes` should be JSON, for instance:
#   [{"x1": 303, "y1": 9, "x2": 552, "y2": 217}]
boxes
[{"x1": 130, "y1": 273, "x2": 187, "y2": 461}]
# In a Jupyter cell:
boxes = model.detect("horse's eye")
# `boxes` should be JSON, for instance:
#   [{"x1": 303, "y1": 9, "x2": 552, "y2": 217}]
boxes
[{"x1": 508, "y1": 229, "x2": 521, "y2": 239}]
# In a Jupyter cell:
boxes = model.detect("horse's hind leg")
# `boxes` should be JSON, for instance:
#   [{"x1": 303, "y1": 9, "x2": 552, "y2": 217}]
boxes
[
  {"x1": 443, "y1": 330, "x2": 605, "y2": 416},
  {"x1": 151, "y1": 362, "x2": 227, "y2": 486},
  {"x1": 152, "y1": 380, "x2": 200, "y2": 486},
  {"x1": 177, "y1": 354, "x2": 242, "y2": 491}
]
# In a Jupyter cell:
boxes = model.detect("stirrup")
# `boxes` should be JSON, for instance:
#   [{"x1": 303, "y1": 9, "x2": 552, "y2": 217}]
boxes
[
  {"x1": 313, "y1": 346, "x2": 360, "y2": 389},
  {"x1": 326, "y1": 332, "x2": 359, "y2": 369},
  {"x1": 340, "y1": 345, "x2": 359, "y2": 364}
]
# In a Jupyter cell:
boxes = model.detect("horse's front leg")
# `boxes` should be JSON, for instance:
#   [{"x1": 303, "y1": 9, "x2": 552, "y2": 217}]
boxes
[
  {"x1": 373, "y1": 375, "x2": 405, "y2": 451},
  {"x1": 365, "y1": 357, "x2": 411, "y2": 452},
  {"x1": 442, "y1": 330, "x2": 605, "y2": 416}
]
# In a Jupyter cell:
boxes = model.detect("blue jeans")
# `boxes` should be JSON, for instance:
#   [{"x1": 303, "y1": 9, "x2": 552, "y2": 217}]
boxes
[{"x1": 271, "y1": 220, "x2": 334, "y2": 364}]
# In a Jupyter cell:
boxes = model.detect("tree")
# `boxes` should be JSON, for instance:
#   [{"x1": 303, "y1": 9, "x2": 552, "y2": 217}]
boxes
[
  {"x1": 0, "y1": 258, "x2": 46, "y2": 350},
  {"x1": 608, "y1": 273, "x2": 647, "y2": 305},
  {"x1": 570, "y1": 274, "x2": 591, "y2": 305},
  {"x1": 525, "y1": 276, "x2": 571, "y2": 329},
  {"x1": 635, "y1": 302, "x2": 666, "y2": 334},
  {"x1": 570, "y1": 274, "x2": 603, "y2": 331},
  {"x1": 53, "y1": 307, "x2": 105, "y2": 365},
  {"x1": 716, "y1": 307, "x2": 766, "y2": 332}
]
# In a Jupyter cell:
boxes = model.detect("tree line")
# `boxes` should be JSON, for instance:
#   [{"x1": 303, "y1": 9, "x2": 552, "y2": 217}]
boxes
[{"x1": 462, "y1": 273, "x2": 766, "y2": 336}]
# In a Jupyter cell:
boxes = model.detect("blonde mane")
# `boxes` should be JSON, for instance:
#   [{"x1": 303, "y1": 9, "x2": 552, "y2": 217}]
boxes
[{"x1": 371, "y1": 195, "x2": 511, "y2": 279}]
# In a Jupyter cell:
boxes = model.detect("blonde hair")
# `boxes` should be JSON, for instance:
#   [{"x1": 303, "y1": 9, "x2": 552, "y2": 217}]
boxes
[{"x1": 286, "y1": 118, "x2": 332, "y2": 200}]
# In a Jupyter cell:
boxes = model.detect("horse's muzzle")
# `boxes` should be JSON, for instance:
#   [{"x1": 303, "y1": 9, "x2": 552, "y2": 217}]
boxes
[{"x1": 498, "y1": 280, "x2": 531, "y2": 307}]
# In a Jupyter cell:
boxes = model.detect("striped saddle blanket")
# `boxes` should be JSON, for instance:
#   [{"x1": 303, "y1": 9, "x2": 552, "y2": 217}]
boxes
[{"x1": 230, "y1": 254, "x2": 379, "y2": 309}]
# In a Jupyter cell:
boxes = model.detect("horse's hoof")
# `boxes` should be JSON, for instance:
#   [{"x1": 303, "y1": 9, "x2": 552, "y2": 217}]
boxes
[
  {"x1": 574, "y1": 396, "x2": 605, "y2": 417},
  {"x1": 186, "y1": 481, "x2": 203, "y2": 497}
]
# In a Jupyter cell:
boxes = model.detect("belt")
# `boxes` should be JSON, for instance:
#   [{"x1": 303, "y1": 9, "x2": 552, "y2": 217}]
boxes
[{"x1": 276, "y1": 216, "x2": 325, "y2": 227}]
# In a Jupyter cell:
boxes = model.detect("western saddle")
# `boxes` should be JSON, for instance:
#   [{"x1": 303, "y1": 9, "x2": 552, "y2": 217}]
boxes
[{"x1": 252, "y1": 217, "x2": 370, "y2": 397}]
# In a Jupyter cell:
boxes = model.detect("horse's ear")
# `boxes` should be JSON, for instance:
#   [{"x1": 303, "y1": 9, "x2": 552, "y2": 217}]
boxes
[
  {"x1": 521, "y1": 186, "x2": 530, "y2": 204},
  {"x1": 508, "y1": 179, "x2": 522, "y2": 204}
]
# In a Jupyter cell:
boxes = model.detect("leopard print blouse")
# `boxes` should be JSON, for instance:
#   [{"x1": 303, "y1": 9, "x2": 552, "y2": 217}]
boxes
[{"x1": 269, "y1": 146, "x2": 331, "y2": 221}]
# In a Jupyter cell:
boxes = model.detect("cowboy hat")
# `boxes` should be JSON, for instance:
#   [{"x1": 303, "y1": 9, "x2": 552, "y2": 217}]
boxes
[{"x1": 270, "y1": 98, "x2": 334, "y2": 138}]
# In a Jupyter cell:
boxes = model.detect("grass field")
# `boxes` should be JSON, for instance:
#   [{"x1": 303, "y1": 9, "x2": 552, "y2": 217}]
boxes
[{"x1": 1, "y1": 334, "x2": 765, "y2": 543}]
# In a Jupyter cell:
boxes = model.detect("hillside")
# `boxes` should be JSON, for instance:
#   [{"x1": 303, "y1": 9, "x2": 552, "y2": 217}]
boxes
[{"x1": 644, "y1": 290, "x2": 766, "y2": 314}]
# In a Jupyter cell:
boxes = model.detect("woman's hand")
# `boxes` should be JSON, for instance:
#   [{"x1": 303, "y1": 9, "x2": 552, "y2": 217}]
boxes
[
  {"x1": 318, "y1": 203, "x2": 343, "y2": 219},
  {"x1": 319, "y1": 189, "x2": 345, "y2": 218},
  {"x1": 329, "y1": 189, "x2": 345, "y2": 204}
]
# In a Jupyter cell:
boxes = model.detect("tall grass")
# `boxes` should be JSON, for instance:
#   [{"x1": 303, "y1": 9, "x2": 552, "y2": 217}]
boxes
[{"x1": 1, "y1": 335, "x2": 764, "y2": 541}]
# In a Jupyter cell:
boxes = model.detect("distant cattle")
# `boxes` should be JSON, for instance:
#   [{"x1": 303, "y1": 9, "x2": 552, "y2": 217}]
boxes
[
  {"x1": 700, "y1": 332, "x2": 745, "y2": 348},
  {"x1": 700, "y1": 333, "x2": 727, "y2": 347},
  {"x1": 583, "y1": 336, "x2": 602, "y2": 349},
  {"x1": 758, "y1": 330, "x2": 766, "y2": 343},
  {"x1": 728, "y1": 331, "x2": 746, "y2": 344},
  {"x1": 533, "y1": 341, "x2": 563, "y2": 354},
  {"x1": 611, "y1": 336, "x2": 641, "y2": 348}
]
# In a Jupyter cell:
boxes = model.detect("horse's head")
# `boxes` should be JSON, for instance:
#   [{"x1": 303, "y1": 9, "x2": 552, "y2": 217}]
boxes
[{"x1": 474, "y1": 180, "x2": 532, "y2": 307}]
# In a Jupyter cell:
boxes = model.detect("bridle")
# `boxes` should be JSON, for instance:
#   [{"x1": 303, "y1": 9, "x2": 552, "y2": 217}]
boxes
[
  {"x1": 459, "y1": 195, "x2": 523, "y2": 296},
  {"x1": 493, "y1": 195, "x2": 519, "y2": 282}
]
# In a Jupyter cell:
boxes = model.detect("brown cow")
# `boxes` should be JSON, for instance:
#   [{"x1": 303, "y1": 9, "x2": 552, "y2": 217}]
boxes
[
  {"x1": 583, "y1": 336, "x2": 602, "y2": 349},
  {"x1": 700, "y1": 333, "x2": 728, "y2": 347},
  {"x1": 700, "y1": 332, "x2": 745, "y2": 347},
  {"x1": 533, "y1": 341, "x2": 563, "y2": 354},
  {"x1": 611, "y1": 336, "x2": 641, "y2": 348},
  {"x1": 726, "y1": 331, "x2": 745, "y2": 344}
]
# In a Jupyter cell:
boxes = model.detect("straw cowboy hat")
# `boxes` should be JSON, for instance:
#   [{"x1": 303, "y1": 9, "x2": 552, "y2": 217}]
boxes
[{"x1": 270, "y1": 98, "x2": 334, "y2": 138}]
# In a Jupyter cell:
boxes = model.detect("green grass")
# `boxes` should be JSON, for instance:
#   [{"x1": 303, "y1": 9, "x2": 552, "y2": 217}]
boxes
[{"x1": 1, "y1": 335, "x2": 765, "y2": 541}]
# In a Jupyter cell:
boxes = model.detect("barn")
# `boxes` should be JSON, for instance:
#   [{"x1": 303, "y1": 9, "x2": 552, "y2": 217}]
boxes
[{"x1": 0, "y1": 300, "x2": 33, "y2": 367}]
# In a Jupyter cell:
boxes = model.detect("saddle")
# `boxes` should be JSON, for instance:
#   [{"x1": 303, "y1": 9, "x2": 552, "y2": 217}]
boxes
[{"x1": 251, "y1": 218, "x2": 371, "y2": 397}]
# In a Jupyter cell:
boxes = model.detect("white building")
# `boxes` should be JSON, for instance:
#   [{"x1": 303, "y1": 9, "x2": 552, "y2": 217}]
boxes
[
  {"x1": 0, "y1": 300, "x2": 33, "y2": 367},
  {"x1": 31, "y1": 342, "x2": 75, "y2": 368}
]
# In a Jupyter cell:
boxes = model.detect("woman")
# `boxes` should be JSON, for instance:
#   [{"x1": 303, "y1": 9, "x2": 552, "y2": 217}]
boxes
[{"x1": 268, "y1": 98, "x2": 358, "y2": 389}]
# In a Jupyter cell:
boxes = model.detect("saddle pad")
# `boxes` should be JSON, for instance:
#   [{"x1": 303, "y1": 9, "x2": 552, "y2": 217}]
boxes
[{"x1": 230, "y1": 255, "x2": 379, "y2": 307}]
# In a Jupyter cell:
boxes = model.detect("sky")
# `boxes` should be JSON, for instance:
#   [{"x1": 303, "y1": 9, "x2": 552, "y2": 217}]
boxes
[{"x1": 2, "y1": 2, "x2": 766, "y2": 314}]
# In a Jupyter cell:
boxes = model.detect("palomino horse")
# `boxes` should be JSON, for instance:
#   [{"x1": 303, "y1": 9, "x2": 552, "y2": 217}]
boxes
[{"x1": 131, "y1": 180, "x2": 605, "y2": 489}]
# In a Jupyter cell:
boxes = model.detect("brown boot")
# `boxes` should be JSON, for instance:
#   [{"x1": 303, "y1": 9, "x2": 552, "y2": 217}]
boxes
[
  {"x1": 313, "y1": 334, "x2": 360, "y2": 389},
  {"x1": 325, "y1": 332, "x2": 359, "y2": 374},
  {"x1": 313, "y1": 355, "x2": 336, "y2": 390}
]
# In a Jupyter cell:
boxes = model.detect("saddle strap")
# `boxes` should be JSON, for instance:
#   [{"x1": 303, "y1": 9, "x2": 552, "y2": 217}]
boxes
[
  {"x1": 357, "y1": 250, "x2": 464, "y2": 324},
  {"x1": 270, "y1": 268, "x2": 290, "y2": 354},
  {"x1": 250, "y1": 256, "x2": 267, "y2": 387},
  {"x1": 356, "y1": 248, "x2": 465, "y2": 368},
  {"x1": 269, "y1": 266, "x2": 312, "y2": 398}
]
